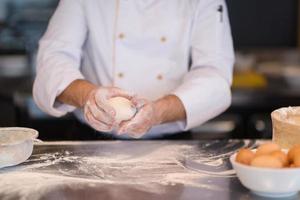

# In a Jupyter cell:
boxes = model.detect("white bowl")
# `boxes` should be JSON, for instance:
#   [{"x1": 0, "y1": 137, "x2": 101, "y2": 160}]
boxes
[
  {"x1": 0, "y1": 127, "x2": 38, "y2": 169},
  {"x1": 230, "y1": 151, "x2": 300, "y2": 198}
]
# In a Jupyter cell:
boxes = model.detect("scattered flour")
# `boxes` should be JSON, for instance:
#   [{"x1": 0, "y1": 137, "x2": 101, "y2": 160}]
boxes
[{"x1": 0, "y1": 141, "x2": 255, "y2": 199}]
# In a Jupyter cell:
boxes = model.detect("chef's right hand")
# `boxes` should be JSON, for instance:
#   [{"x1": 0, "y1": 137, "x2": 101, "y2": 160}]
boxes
[{"x1": 83, "y1": 87, "x2": 132, "y2": 132}]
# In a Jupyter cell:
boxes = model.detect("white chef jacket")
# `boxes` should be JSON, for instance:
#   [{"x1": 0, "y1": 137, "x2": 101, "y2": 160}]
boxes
[{"x1": 33, "y1": 0, "x2": 234, "y2": 138}]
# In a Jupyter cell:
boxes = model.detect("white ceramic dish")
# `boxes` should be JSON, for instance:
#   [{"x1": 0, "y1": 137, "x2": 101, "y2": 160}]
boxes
[
  {"x1": 0, "y1": 127, "x2": 38, "y2": 168},
  {"x1": 230, "y1": 150, "x2": 300, "y2": 198}
]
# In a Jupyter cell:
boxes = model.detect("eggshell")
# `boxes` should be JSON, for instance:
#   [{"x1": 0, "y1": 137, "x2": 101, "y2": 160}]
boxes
[
  {"x1": 255, "y1": 143, "x2": 280, "y2": 156},
  {"x1": 236, "y1": 148, "x2": 255, "y2": 165},
  {"x1": 293, "y1": 154, "x2": 300, "y2": 167},
  {"x1": 287, "y1": 144, "x2": 300, "y2": 163},
  {"x1": 270, "y1": 150, "x2": 289, "y2": 166},
  {"x1": 250, "y1": 155, "x2": 283, "y2": 168}
]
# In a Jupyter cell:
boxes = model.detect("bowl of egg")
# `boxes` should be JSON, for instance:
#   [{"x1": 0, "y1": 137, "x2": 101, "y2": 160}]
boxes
[{"x1": 230, "y1": 142, "x2": 300, "y2": 198}]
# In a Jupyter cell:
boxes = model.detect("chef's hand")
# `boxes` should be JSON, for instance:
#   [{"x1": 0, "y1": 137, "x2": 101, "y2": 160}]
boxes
[
  {"x1": 117, "y1": 97, "x2": 160, "y2": 138},
  {"x1": 84, "y1": 87, "x2": 132, "y2": 132},
  {"x1": 117, "y1": 95, "x2": 187, "y2": 138}
]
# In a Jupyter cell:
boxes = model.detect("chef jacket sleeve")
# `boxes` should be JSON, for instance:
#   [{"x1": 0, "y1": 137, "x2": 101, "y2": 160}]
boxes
[
  {"x1": 172, "y1": 0, "x2": 234, "y2": 130},
  {"x1": 33, "y1": 0, "x2": 87, "y2": 117}
]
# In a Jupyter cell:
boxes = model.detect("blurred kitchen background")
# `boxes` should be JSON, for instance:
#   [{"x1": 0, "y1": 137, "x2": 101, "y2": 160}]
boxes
[{"x1": 0, "y1": 0, "x2": 299, "y2": 140}]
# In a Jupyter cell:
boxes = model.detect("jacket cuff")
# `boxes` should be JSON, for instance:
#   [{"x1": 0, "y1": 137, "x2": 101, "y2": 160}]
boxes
[
  {"x1": 33, "y1": 68, "x2": 84, "y2": 117},
  {"x1": 171, "y1": 71, "x2": 231, "y2": 130}
]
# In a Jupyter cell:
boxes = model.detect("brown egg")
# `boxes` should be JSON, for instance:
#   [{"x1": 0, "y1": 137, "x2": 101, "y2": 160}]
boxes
[
  {"x1": 287, "y1": 144, "x2": 300, "y2": 163},
  {"x1": 255, "y1": 143, "x2": 280, "y2": 156},
  {"x1": 250, "y1": 155, "x2": 283, "y2": 168},
  {"x1": 290, "y1": 163, "x2": 299, "y2": 168},
  {"x1": 236, "y1": 148, "x2": 255, "y2": 165},
  {"x1": 270, "y1": 150, "x2": 289, "y2": 166},
  {"x1": 293, "y1": 154, "x2": 300, "y2": 167}
]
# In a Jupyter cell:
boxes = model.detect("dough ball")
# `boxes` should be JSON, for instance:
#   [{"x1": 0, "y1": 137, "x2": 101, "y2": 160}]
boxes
[
  {"x1": 287, "y1": 144, "x2": 300, "y2": 163},
  {"x1": 255, "y1": 142, "x2": 280, "y2": 156},
  {"x1": 250, "y1": 155, "x2": 283, "y2": 168},
  {"x1": 107, "y1": 97, "x2": 137, "y2": 123},
  {"x1": 270, "y1": 150, "x2": 288, "y2": 166},
  {"x1": 236, "y1": 148, "x2": 255, "y2": 165}
]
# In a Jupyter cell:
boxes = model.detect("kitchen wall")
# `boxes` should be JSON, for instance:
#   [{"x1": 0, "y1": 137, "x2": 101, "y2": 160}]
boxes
[
  {"x1": 0, "y1": 0, "x2": 8, "y2": 20},
  {"x1": 227, "y1": 0, "x2": 298, "y2": 49}
]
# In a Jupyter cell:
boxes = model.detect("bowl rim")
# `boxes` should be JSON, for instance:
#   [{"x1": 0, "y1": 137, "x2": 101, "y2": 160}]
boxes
[
  {"x1": 271, "y1": 106, "x2": 300, "y2": 125},
  {"x1": 230, "y1": 150, "x2": 300, "y2": 172},
  {"x1": 0, "y1": 127, "x2": 39, "y2": 147}
]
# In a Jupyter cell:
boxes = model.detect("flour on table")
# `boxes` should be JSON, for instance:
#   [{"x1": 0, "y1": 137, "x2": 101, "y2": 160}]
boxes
[{"x1": 0, "y1": 141, "x2": 255, "y2": 199}]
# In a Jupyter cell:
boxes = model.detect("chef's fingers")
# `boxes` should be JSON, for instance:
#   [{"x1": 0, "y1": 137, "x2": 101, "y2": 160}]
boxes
[
  {"x1": 84, "y1": 109, "x2": 113, "y2": 132},
  {"x1": 117, "y1": 108, "x2": 143, "y2": 134},
  {"x1": 131, "y1": 96, "x2": 148, "y2": 109},
  {"x1": 86, "y1": 97, "x2": 115, "y2": 124},
  {"x1": 87, "y1": 102, "x2": 115, "y2": 126},
  {"x1": 118, "y1": 121, "x2": 143, "y2": 135},
  {"x1": 109, "y1": 87, "x2": 134, "y2": 99},
  {"x1": 117, "y1": 120, "x2": 130, "y2": 135},
  {"x1": 118, "y1": 104, "x2": 149, "y2": 133},
  {"x1": 93, "y1": 93, "x2": 116, "y2": 117},
  {"x1": 118, "y1": 119, "x2": 147, "y2": 136},
  {"x1": 127, "y1": 126, "x2": 147, "y2": 138},
  {"x1": 126, "y1": 123, "x2": 149, "y2": 138},
  {"x1": 118, "y1": 123, "x2": 149, "y2": 138}
]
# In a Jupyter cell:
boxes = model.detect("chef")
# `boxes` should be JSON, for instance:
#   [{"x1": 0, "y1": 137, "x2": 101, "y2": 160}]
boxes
[{"x1": 33, "y1": 0, "x2": 234, "y2": 139}]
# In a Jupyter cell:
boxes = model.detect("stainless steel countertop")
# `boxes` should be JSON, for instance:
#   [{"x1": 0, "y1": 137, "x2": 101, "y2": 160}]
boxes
[{"x1": 0, "y1": 140, "x2": 299, "y2": 200}]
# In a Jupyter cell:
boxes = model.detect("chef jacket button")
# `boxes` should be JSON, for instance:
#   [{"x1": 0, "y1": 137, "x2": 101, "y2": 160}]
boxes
[
  {"x1": 157, "y1": 74, "x2": 163, "y2": 80},
  {"x1": 117, "y1": 72, "x2": 124, "y2": 78},
  {"x1": 160, "y1": 36, "x2": 167, "y2": 43},
  {"x1": 118, "y1": 33, "x2": 125, "y2": 39}
]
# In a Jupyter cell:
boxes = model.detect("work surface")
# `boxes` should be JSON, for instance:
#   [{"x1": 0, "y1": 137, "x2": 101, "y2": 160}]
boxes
[{"x1": 0, "y1": 140, "x2": 299, "y2": 200}]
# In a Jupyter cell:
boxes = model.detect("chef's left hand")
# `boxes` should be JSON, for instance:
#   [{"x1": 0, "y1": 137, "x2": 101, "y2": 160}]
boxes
[{"x1": 117, "y1": 97, "x2": 160, "y2": 138}]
